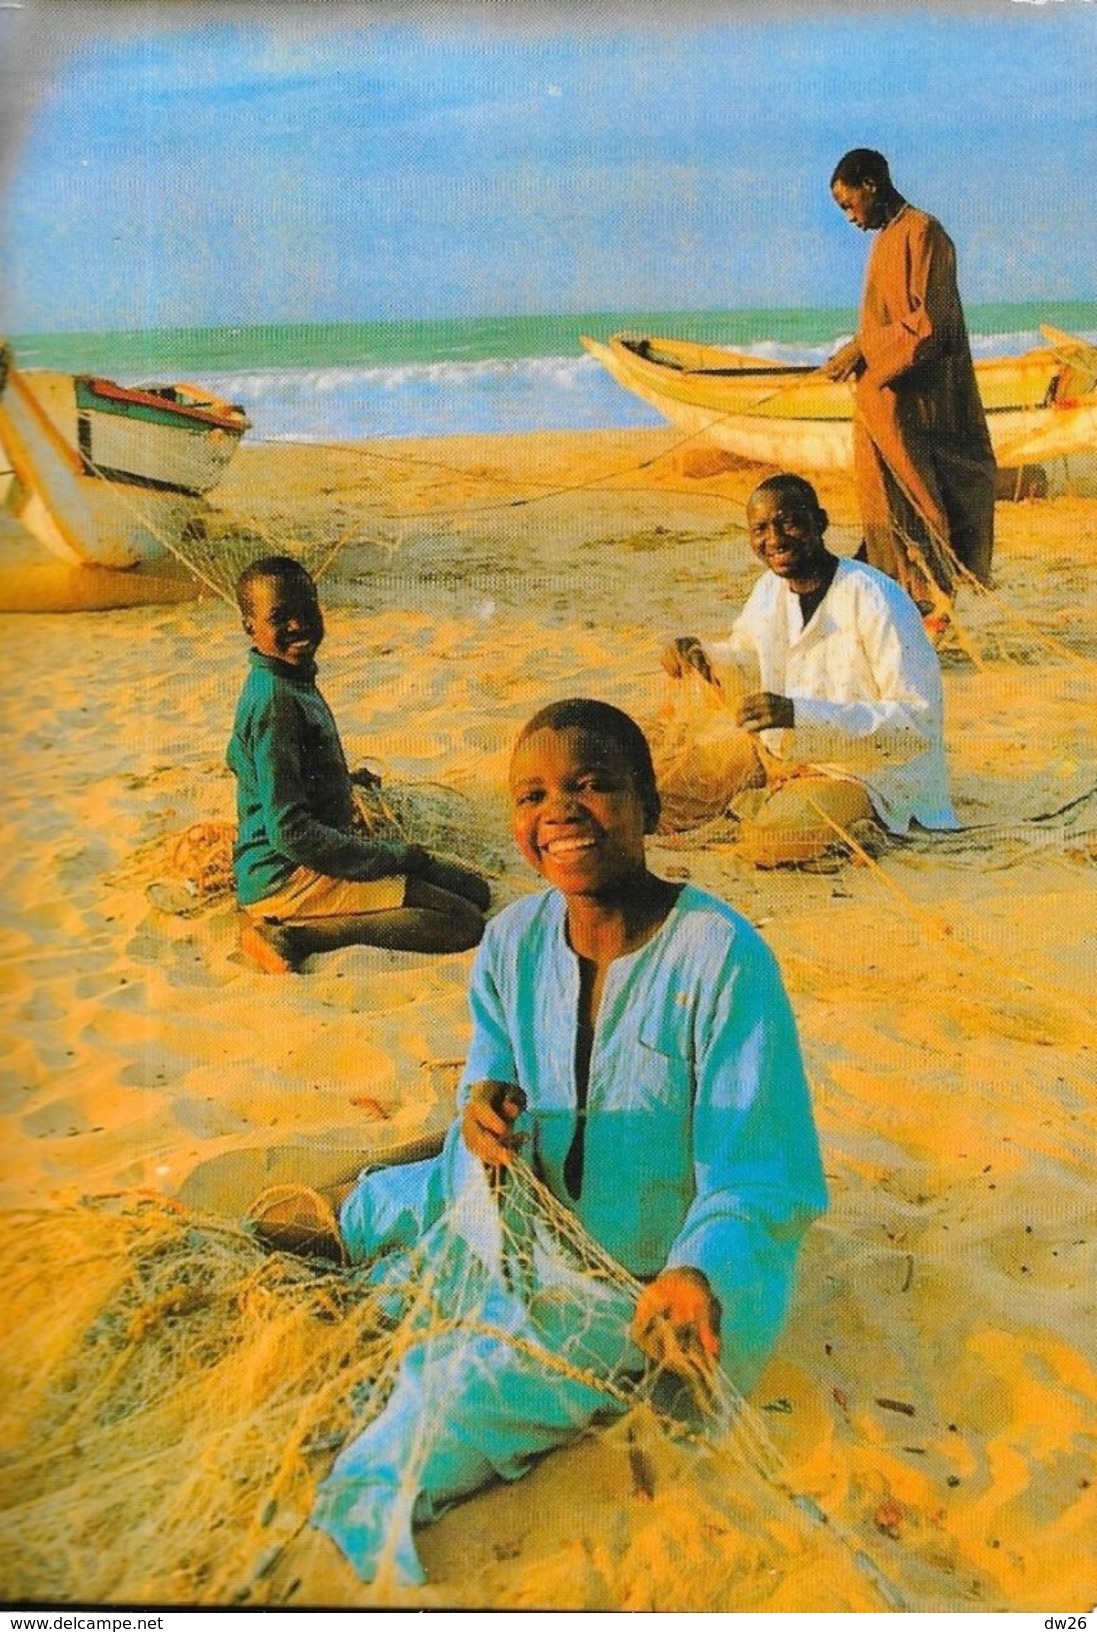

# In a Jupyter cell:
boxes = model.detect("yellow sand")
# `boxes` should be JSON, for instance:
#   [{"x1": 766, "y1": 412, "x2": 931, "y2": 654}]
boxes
[{"x1": 0, "y1": 428, "x2": 1094, "y2": 1611}]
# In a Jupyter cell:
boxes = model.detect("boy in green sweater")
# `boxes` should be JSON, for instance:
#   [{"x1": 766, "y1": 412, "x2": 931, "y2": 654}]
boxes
[{"x1": 228, "y1": 557, "x2": 488, "y2": 973}]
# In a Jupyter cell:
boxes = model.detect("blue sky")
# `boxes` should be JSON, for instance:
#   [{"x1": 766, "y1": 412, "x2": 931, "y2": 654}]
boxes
[{"x1": 1, "y1": 0, "x2": 1095, "y2": 332}]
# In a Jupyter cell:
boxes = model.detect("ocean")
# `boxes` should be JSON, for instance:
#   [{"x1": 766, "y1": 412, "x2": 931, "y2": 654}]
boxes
[{"x1": 10, "y1": 304, "x2": 1097, "y2": 445}]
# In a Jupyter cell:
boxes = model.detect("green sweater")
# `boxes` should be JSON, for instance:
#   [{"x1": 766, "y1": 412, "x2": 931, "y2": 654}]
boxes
[{"x1": 227, "y1": 650, "x2": 414, "y2": 906}]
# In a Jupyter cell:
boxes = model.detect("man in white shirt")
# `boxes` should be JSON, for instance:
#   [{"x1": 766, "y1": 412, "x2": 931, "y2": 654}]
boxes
[{"x1": 661, "y1": 473, "x2": 957, "y2": 862}]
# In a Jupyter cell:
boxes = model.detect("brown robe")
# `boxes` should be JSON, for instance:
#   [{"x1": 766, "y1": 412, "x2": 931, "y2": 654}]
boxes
[{"x1": 852, "y1": 204, "x2": 996, "y2": 603}]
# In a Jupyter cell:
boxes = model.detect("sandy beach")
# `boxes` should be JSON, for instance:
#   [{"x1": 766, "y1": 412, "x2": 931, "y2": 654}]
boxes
[{"x1": 1, "y1": 426, "x2": 1095, "y2": 1612}]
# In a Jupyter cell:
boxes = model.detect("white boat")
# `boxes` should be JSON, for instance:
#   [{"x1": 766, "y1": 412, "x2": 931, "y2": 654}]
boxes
[
  {"x1": 580, "y1": 328, "x2": 1097, "y2": 474},
  {"x1": 0, "y1": 349, "x2": 250, "y2": 569}
]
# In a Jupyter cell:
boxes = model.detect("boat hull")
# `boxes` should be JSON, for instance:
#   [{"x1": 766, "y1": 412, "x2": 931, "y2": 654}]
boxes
[
  {"x1": 70, "y1": 374, "x2": 247, "y2": 495},
  {"x1": 0, "y1": 365, "x2": 249, "y2": 569},
  {"x1": 581, "y1": 334, "x2": 1097, "y2": 473}
]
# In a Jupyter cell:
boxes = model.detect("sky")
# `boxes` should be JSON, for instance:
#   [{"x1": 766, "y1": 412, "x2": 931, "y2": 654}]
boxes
[{"x1": 0, "y1": 0, "x2": 1095, "y2": 333}]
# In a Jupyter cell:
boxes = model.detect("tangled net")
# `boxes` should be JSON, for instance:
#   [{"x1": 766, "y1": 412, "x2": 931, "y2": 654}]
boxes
[
  {"x1": 0, "y1": 1194, "x2": 389, "y2": 1604},
  {"x1": 350, "y1": 781, "x2": 507, "y2": 878},
  {"x1": 646, "y1": 672, "x2": 886, "y2": 869},
  {"x1": 649, "y1": 669, "x2": 762, "y2": 835},
  {"x1": 105, "y1": 781, "x2": 505, "y2": 918},
  {"x1": 0, "y1": 1163, "x2": 906, "y2": 1610},
  {"x1": 165, "y1": 516, "x2": 372, "y2": 608}
]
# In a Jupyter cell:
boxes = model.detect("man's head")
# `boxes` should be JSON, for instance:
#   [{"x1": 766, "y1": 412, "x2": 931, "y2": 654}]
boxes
[
  {"x1": 235, "y1": 556, "x2": 324, "y2": 668},
  {"x1": 746, "y1": 475, "x2": 832, "y2": 591},
  {"x1": 830, "y1": 148, "x2": 896, "y2": 232}
]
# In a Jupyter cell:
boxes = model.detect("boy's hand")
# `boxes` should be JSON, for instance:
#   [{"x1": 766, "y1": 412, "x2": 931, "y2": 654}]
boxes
[
  {"x1": 632, "y1": 1266, "x2": 721, "y2": 1369},
  {"x1": 461, "y1": 1080, "x2": 527, "y2": 1169},
  {"x1": 660, "y1": 636, "x2": 715, "y2": 684}
]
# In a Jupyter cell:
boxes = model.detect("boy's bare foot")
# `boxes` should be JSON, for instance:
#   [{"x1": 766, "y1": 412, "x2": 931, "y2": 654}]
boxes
[
  {"x1": 239, "y1": 917, "x2": 300, "y2": 974},
  {"x1": 246, "y1": 1183, "x2": 346, "y2": 1263}
]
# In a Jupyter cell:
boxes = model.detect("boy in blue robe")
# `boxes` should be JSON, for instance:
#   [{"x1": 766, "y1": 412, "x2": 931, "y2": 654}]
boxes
[{"x1": 303, "y1": 699, "x2": 826, "y2": 1584}]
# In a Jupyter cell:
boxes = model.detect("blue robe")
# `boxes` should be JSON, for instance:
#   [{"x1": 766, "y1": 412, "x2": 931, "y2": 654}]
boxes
[{"x1": 313, "y1": 884, "x2": 826, "y2": 1583}]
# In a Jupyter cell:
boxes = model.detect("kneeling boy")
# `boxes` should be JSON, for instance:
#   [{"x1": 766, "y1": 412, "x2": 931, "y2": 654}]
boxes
[{"x1": 228, "y1": 556, "x2": 488, "y2": 971}]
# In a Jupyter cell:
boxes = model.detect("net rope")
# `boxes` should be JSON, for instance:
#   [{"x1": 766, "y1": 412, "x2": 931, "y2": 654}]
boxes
[
  {"x1": 38, "y1": 359, "x2": 1096, "y2": 685},
  {"x1": 0, "y1": 1157, "x2": 911, "y2": 1609},
  {"x1": 103, "y1": 781, "x2": 506, "y2": 917}
]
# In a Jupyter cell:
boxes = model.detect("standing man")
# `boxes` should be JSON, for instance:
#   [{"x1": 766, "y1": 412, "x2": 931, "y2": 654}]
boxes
[{"x1": 824, "y1": 148, "x2": 996, "y2": 616}]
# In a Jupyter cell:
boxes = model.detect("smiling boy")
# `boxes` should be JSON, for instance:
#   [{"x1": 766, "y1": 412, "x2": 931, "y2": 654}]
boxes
[
  {"x1": 228, "y1": 556, "x2": 488, "y2": 971},
  {"x1": 311, "y1": 698, "x2": 825, "y2": 1584}
]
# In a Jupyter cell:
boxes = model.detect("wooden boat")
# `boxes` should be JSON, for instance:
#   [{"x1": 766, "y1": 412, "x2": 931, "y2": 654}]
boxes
[
  {"x1": 0, "y1": 348, "x2": 250, "y2": 569},
  {"x1": 580, "y1": 327, "x2": 1097, "y2": 473}
]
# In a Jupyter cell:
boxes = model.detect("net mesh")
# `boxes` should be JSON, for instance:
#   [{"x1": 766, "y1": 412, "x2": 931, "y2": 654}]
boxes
[
  {"x1": 103, "y1": 781, "x2": 506, "y2": 918},
  {"x1": 647, "y1": 671, "x2": 888, "y2": 867},
  {"x1": 162, "y1": 515, "x2": 362, "y2": 606},
  {"x1": 649, "y1": 669, "x2": 764, "y2": 834},
  {"x1": 0, "y1": 1163, "x2": 907, "y2": 1610}
]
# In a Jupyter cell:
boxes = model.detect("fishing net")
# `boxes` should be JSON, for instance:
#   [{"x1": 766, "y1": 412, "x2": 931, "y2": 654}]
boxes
[
  {"x1": 649, "y1": 668, "x2": 765, "y2": 834},
  {"x1": 729, "y1": 776, "x2": 881, "y2": 871},
  {"x1": 0, "y1": 1161, "x2": 907, "y2": 1610},
  {"x1": 0, "y1": 1193, "x2": 391, "y2": 1605},
  {"x1": 647, "y1": 669, "x2": 881, "y2": 869},
  {"x1": 350, "y1": 781, "x2": 507, "y2": 879},
  {"x1": 159, "y1": 512, "x2": 369, "y2": 607},
  {"x1": 120, "y1": 820, "x2": 238, "y2": 915},
  {"x1": 104, "y1": 781, "x2": 504, "y2": 918},
  {"x1": 167, "y1": 516, "x2": 305, "y2": 604}
]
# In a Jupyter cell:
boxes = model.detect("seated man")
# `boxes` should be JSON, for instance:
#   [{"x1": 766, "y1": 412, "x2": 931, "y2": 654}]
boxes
[
  {"x1": 661, "y1": 473, "x2": 957, "y2": 863},
  {"x1": 228, "y1": 556, "x2": 489, "y2": 971}
]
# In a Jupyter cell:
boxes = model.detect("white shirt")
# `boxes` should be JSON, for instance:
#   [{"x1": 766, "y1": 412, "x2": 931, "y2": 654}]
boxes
[{"x1": 706, "y1": 556, "x2": 958, "y2": 834}]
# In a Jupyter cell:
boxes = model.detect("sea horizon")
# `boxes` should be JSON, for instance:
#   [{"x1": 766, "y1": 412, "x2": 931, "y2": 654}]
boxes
[{"x1": 8, "y1": 301, "x2": 1097, "y2": 444}]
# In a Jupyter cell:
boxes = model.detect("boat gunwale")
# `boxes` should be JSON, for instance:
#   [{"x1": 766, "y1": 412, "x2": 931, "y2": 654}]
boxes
[
  {"x1": 75, "y1": 374, "x2": 251, "y2": 433},
  {"x1": 605, "y1": 333, "x2": 1088, "y2": 418},
  {"x1": 617, "y1": 335, "x2": 816, "y2": 381}
]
